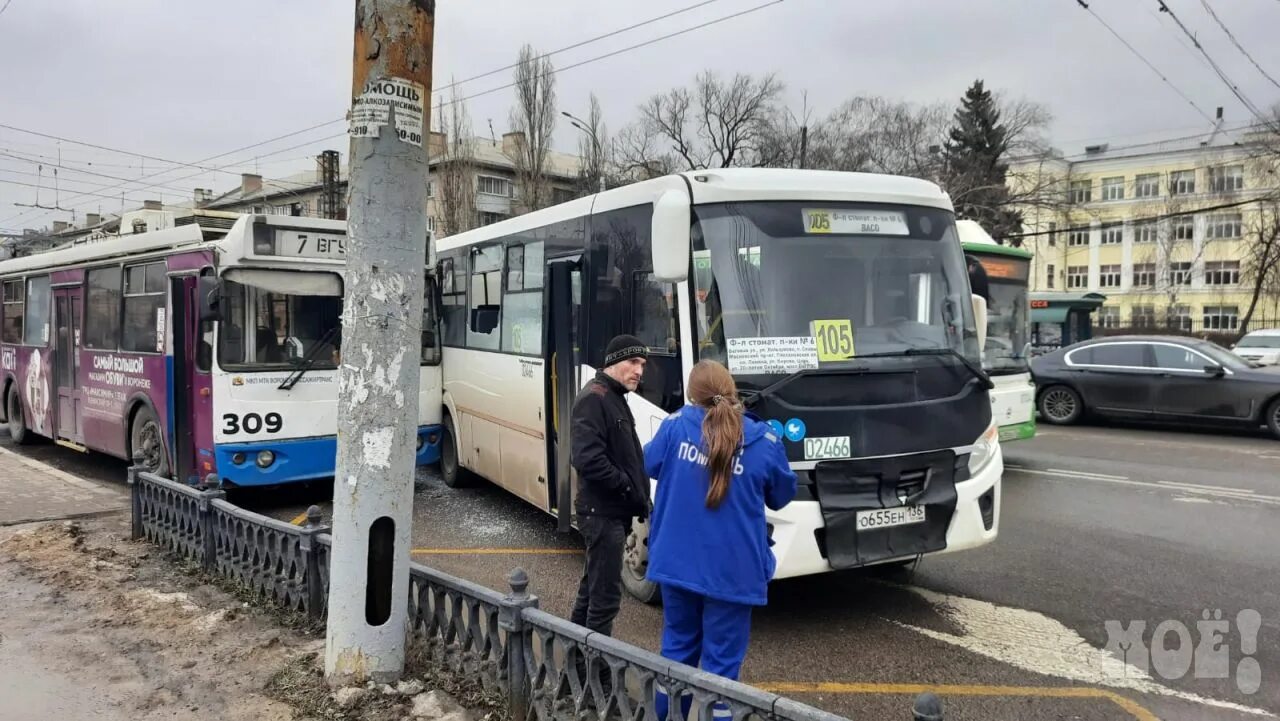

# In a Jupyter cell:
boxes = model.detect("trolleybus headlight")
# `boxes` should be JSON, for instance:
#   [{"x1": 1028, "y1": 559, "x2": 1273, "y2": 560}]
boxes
[
  {"x1": 416, "y1": 435, "x2": 425, "y2": 451},
  {"x1": 231, "y1": 452, "x2": 247, "y2": 465},
  {"x1": 256, "y1": 450, "x2": 276, "y2": 468},
  {"x1": 967, "y1": 423, "x2": 999, "y2": 476}
]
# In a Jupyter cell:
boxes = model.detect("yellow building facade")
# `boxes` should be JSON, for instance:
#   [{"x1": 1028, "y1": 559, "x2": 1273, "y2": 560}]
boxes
[{"x1": 1010, "y1": 125, "x2": 1280, "y2": 335}]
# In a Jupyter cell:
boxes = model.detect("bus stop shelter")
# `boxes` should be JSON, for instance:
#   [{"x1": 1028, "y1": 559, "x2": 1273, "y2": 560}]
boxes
[{"x1": 1029, "y1": 291, "x2": 1106, "y2": 355}]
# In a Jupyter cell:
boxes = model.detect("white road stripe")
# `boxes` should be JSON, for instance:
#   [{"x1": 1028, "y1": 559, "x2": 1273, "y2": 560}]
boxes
[
  {"x1": 1045, "y1": 467, "x2": 1130, "y2": 481},
  {"x1": 1159, "y1": 480, "x2": 1255, "y2": 494},
  {"x1": 1006, "y1": 467, "x2": 1280, "y2": 507}
]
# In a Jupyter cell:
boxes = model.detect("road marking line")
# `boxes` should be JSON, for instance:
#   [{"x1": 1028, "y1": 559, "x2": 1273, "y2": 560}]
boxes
[
  {"x1": 1014, "y1": 468, "x2": 1280, "y2": 507},
  {"x1": 1159, "y1": 481, "x2": 1254, "y2": 494},
  {"x1": 290, "y1": 512, "x2": 309, "y2": 526},
  {"x1": 753, "y1": 683, "x2": 1158, "y2": 721},
  {"x1": 410, "y1": 548, "x2": 581, "y2": 555},
  {"x1": 1045, "y1": 467, "x2": 1130, "y2": 480}
]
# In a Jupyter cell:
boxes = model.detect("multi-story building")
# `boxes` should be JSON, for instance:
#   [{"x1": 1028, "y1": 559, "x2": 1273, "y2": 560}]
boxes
[
  {"x1": 200, "y1": 132, "x2": 582, "y2": 235},
  {"x1": 1010, "y1": 119, "x2": 1280, "y2": 335}
]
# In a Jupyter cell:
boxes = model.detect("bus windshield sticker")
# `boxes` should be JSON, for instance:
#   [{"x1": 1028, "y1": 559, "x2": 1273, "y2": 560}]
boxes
[
  {"x1": 726, "y1": 336, "x2": 819, "y2": 375},
  {"x1": 810, "y1": 319, "x2": 855, "y2": 362},
  {"x1": 155, "y1": 308, "x2": 165, "y2": 352},
  {"x1": 802, "y1": 209, "x2": 910, "y2": 236}
]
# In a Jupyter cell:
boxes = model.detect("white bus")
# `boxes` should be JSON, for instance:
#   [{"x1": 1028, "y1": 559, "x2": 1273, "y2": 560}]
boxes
[
  {"x1": 0, "y1": 212, "x2": 443, "y2": 487},
  {"x1": 957, "y1": 220, "x2": 1036, "y2": 442},
  {"x1": 434, "y1": 168, "x2": 1002, "y2": 601}
]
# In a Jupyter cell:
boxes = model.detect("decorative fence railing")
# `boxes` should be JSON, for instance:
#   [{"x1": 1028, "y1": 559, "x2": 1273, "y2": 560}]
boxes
[{"x1": 128, "y1": 466, "x2": 943, "y2": 721}]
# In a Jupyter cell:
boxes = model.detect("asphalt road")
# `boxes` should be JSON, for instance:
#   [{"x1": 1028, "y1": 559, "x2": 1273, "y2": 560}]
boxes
[{"x1": 9, "y1": 420, "x2": 1278, "y2": 721}]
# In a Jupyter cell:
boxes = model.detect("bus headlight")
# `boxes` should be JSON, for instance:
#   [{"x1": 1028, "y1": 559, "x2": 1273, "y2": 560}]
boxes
[
  {"x1": 231, "y1": 452, "x2": 247, "y2": 465},
  {"x1": 256, "y1": 450, "x2": 276, "y2": 468},
  {"x1": 967, "y1": 423, "x2": 998, "y2": 477}
]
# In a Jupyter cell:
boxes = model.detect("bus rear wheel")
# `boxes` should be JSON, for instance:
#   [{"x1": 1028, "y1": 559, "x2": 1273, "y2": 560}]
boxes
[
  {"x1": 131, "y1": 406, "x2": 170, "y2": 478},
  {"x1": 7, "y1": 386, "x2": 31, "y2": 445},
  {"x1": 440, "y1": 415, "x2": 473, "y2": 489}
]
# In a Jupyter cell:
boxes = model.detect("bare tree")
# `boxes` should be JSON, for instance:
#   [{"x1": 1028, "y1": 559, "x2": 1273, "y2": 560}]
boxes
[
  {"x1": 613, "y1": 121, "x2": 679, "y2": 181},
  {"x1": 639, "y1": 71, "x2": 785, "y2": 169},
  {"x1": 434, "y1": 84, "x2": 477, "y2": 237},
  {"x1": 572, "y1": 93, "x2": 609, "y2": 197},
  {"x1": 1238, "y1": 201, "x2": 1280, "y2": 336},
  {"x1": 507, "y1": 44, "x2": 557, "y2": 213}
]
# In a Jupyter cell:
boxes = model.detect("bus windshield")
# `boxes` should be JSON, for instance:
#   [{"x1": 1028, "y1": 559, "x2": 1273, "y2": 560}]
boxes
[
  {"x1": 217, "y1": 269, "x2": 343, "y2": 370},
  {"x1": 692, "y1": 201, "x2": 979, "y2": 379}
]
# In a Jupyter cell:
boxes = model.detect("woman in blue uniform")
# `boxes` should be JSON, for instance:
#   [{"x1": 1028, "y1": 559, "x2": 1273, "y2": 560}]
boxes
[{"x1": 642, "y1": 360, "x2": 797, "y2": 719}]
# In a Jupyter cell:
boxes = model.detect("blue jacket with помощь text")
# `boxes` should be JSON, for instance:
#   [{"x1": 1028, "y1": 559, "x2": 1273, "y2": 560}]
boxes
[{"x1": 642, "y1": 406, "x2": 798, "y2": 606}]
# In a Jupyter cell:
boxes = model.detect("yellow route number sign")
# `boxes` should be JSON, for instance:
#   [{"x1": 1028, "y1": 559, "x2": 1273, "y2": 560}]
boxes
[{"x1": 811, "y1": 319, "x2": 855, "y2": 362}]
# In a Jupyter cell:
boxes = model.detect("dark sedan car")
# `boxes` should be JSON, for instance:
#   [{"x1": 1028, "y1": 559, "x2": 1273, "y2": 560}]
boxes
[{"x1": 1031, "y1": 335, "x2": 1280, "y2": 439}]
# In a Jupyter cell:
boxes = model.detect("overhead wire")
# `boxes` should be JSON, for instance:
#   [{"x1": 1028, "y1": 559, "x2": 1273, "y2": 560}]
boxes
[{"x1": 1196, "y1": 0, "x2": 1280, "y2": 91}]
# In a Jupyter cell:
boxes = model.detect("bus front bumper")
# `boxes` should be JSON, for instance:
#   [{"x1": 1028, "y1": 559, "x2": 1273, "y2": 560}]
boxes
[
  {"x1": 213, "y1": 424, "x2": 443, "y2": 487},
  {"x1": 767, "y1": 446, "x2": 1002, "y2": 580}
]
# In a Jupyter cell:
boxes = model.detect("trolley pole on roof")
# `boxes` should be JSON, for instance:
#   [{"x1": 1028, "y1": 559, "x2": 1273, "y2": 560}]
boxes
[{"x1": 325, "y1": 0, "x2": 434, "y2": 685}]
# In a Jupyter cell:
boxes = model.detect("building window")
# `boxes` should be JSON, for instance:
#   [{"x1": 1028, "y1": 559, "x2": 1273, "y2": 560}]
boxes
[
  {"x1": 1134, "y1": 221, "x2": 1157, "y2": 244},
  {"x1": 478, "y1": 211, "x2": 507, "y2": 226},
  {"x1": 85, "y1": 266, "x2": 122, "y2": 350},
  {"x1": 1047, "y1": 221, "x2": 1057, "y2": 246},
  {"x1": 23, "y1": 275, "x2": 50, "y2": 346},
  {"x1": 1169, "y1": 261, "x2": 1193, "y2": 286},
  {"x1": 1172, "y1": 215, "x2": 1194, "y2": 241},
  {"x1": 1168, "y1": 304, "x2": 1193, "y2": 332},
  {"x1": 1205, "y1": 260, "x2": 1240, "y2": 286},
  {"x1": 1135, "y1": 173, "x2": 1160, "y2": 198},
  {"x1": 1132, "y1": 305, "x2": 1156, "y2": 328},
  {"x1": 1205, "y1": 213, "x2": 1242, "y2": 240},
  {"x1": 122, "y1": 262, "x2": 166, "y2": 353},
  {"x1": 1098, "y1": 306, "x2": 1121, "y2": 328},
  {"x1": 1209, "y1": 165, "x2": 1244, "y2": 193},
  {"x1": 1068, "y1": 229, "x2": 1089, "y2": 246},
  {"x1": 1132, "y1": 262, "x2": 1157, "y2": 288},
  {"x1": 1069, "y1": 180, "x2": 1092, "y2": 204},
  {"x1": 477, "y1": 175, "x2": 513, "y2": 197},
  {"x1": 1066, "y1": 265, "x2": 1088, "y2": 289},
  {"x1": 1099, "y1": 264, "x2": 1121, "y2": 288},
  {"x1": 1101, "y1": 223, "x2": 1123, "y2": 245},
  {"x1": 427, "y1": 181, "x2": 434, "y2": 197},
  {"x1": 1101, "y1": 177, "x2": 1125, "y2": 201},
  {"x1": 552, "y1": 187, "x2": 576, "y2": 205},
  {"x1": 1171, "y1": 170, "x2": 1196, "y2": 196},
  {"x1": 1046, "y1": 263, "x2": 1055, "y2": 289},
  {"x1": 1203, "y1": 305, "x2": 1239, "y2": 331},
  {"x1": 1, "y1": 279, "x2": 23, "y2": 344}
]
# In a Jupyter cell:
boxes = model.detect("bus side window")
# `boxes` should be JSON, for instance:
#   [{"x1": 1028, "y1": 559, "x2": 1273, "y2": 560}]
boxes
[
  {"x1": 467, "y1": 245, "x2": 503, "y2": 350},
  {"x1": 438, "y1": 256, "x2": 467, "y2": 347}
]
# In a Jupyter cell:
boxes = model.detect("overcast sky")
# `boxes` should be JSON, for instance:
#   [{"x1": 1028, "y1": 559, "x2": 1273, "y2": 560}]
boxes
[{"x1": 2, "y1": 0, "x2": 1278, "y2": 233}]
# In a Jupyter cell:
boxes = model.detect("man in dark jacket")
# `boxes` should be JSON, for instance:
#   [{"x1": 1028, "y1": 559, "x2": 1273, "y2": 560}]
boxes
[{"x1": 569, "y1": 334, "x2": 651, "y2": 636}]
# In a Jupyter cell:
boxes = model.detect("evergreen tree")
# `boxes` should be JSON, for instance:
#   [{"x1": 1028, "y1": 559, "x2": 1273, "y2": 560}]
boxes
[{"x1": 942, "y1": 80, "x2": 1023, "y2": 245}]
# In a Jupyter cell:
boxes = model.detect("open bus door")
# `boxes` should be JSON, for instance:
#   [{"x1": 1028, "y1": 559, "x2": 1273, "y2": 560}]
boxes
[{"x1": 544, "y1": 257, "x2": 580, "y2": 532}]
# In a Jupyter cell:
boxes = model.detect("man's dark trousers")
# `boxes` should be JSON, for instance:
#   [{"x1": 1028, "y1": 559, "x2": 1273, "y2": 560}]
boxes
[{"x1": 570, "y1": 515, "x2": 629, "y2": 636}]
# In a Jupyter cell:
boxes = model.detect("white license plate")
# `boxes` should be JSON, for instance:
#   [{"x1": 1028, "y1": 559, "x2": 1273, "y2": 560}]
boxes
[
  {"x1": 804, "y1": 436, "x2": 850, "y2": 460},
  {"x1": 855, "y1": 505, "x2": 926, "y2": 531}
]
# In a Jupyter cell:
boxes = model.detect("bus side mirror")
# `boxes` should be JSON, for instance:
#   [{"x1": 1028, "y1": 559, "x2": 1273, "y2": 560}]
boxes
[
  {"x1": 651, "y1": 189, "x2": 691, "y2": 283},
  {"x1": 198, "y1": 276, "x2": 222, "y2": 322},
  {"x1": 971, "y1": 293, "x2": 988, "y2": 358}
]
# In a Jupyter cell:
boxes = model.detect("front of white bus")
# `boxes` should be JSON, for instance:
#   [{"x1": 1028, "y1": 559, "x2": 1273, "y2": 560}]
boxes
[
  {"x1": 666, "y1": 170, "x2": 1001, "y2": 582},
  {"x1": 206, "y1": 215, "x2": 443, "y2": 488}
]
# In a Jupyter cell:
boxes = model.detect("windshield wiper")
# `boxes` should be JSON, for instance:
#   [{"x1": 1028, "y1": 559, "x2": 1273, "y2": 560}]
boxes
[
  {"x1": 739, "y1": 366, "x2": 876, "y2": 410},
  {"x1": 854, "y1": 348, "x2": 994, "y2": 390},
  {"x1": 278, "y1": 326, "x2": 339, "y2": 391}
]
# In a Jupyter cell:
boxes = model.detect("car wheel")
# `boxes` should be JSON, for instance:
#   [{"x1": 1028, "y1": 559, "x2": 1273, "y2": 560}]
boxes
[
  {"x1": 1039, "y1": 385, "x2": 1083, "y2": 425},
  {"x1": 439, "y1": 415, "x2": 474, "y2": 488},
  {"x1": 1266, "y1": 398, "x2": 1280, "y2": 440}
]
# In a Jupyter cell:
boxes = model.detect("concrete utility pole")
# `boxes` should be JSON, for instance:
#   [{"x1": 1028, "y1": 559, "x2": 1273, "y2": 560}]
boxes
[{"x1": 326, "y1": 0, "x2": 434, "y2": 685}]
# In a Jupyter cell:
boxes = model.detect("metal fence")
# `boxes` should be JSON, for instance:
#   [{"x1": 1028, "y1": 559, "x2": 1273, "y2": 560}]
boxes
[{"x1": 128, "y1": 466, "x2": 942, "y2": 721}]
